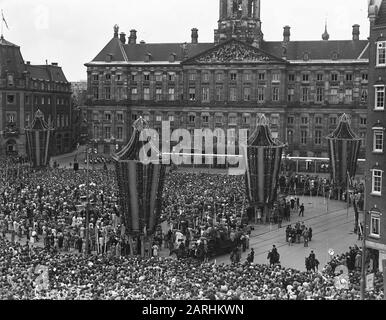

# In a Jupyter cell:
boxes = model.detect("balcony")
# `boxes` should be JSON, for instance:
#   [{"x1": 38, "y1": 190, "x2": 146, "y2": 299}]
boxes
[{"x1": 2, "y1": 123, "x2": 20, "y2": 138}]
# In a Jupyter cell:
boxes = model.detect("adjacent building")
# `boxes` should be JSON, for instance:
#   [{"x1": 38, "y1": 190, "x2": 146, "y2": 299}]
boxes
[
  {"x1": 0, "y1": 35, "x2": 73, "y2": 157},
  {"x1": 365, "y1": 0, "x2": 386, "y2": 272},
  {"x1": 82, "y1": 0, "x2": 369, "y2": 162}
]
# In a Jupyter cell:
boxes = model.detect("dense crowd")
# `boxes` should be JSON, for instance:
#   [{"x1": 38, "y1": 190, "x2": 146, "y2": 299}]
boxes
[
  {"x1": 0, "y1": 157, "x2": 383, "y2": 300},
  {"x1": 0, "y1": 237, "x2": 383, "y2": 300}
]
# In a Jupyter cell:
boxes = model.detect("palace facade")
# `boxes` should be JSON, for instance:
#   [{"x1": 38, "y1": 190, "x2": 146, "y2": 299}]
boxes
[
  {"x1": 82, "y1": 0, "x2": 369, "y2": 160},
  {"x1": 0, "y1": 35, "x2": 73, "y2": 157}
]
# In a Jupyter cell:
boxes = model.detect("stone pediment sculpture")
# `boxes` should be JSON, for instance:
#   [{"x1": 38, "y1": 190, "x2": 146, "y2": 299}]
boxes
[{"x1": 185, "y1": 40, "x2": 284, "y2": 64}]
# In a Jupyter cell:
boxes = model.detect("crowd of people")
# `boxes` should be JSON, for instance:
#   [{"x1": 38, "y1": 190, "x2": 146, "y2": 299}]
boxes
[
  {"x1": 0, "y1": 236, "x2": 383, "y2": 300},
  {"x1": 0, "y1": 157, "x2": 384, "y2": 300},
  {"x1": 285, "y1": 222, "x2": 313, "y2": 247}
]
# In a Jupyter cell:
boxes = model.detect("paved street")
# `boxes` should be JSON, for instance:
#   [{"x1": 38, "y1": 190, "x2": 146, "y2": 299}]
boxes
[{"x1": 215, "y1": 195, "x2": 361, "y2": 271}]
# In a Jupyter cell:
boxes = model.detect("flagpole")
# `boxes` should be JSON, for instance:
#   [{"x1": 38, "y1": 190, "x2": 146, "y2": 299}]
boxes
[{"x1": 1, "y1": 10, "x2": 3, "y2": 38}]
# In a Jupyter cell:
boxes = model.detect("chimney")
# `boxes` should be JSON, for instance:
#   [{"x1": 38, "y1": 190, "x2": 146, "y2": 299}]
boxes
[
  {"x1": 352, "y1": 24, "x2": 360, "y2": 41},
  {"x1": 26, "y1": 61, "x2": 30, "y2": 65},
  {"x1": 129, "y1": 29, "x2": 137, "y2": 44},
  {"x1": 283, "y1": 26, "x2": 291, "y2": 43},
  {"x1": 51, "y1": 62, "x2": 58, "y2": 66},
  {"x1": 191, "y1": 28, "x2": 198, "y2": 44},
  {"x1": 140, "y1": 40, "x2": 146, "y2": 44},
  {"x1": 119, "y1": 32, "x2": 126, "y2": 44}
]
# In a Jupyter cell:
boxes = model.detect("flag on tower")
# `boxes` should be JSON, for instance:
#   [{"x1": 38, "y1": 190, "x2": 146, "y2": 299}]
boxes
[{"x1": 2, "y1": 10, "x2": 9, "y2": 30}]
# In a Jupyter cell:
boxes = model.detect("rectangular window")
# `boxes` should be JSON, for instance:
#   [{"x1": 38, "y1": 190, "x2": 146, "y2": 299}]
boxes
[
  {"x1": 117, "y1": 127, "x2": 123, "y2": 140},
  {"x1": 302, "y1": 87, "x2": 309, "y2": 102},
  {"x1": 189, "y1": 115, "x2": 196, "y2": 124},
  {"x1": 167, "y1": 73, "x2": 175, "y2": 82},
  {"x1": 330, "y1": 89, "x2": 338, "y2": 104},
  {"x1": 370, "y1": 214, "x2": 381, "y2": 238},
  {"x1": 244, "y1": 73, "x2": 251, "y2": 82},
  {"x1": 189, "y1": 88, "x2": 196, "y2": 101},
  {"x1": 317, "y1": 73, "x2": 324, "y2": 81},
  {"x1": 168, "y1": 115, "x2": 175, "y2": 122},
  {"x1": 117, "y1": 113, "x2": 124, "y2": 122},
  {"x1": 331, "y1": 73, "x2": 339, "y2": 81},
  {"x1": 6, "y1": 94, "x2": 15, "y2": 104},
  {"x1": 360, "y1": 132, "x2": 366, "y2": 147},
  {"x1": 362, "y1": 73, "x2": 368, "y2": 81},
  {"x1": 104, "y1": 112, "x2": 111, "y2": 121},
  {"x1": 104, "y1": 127, "x2": 111, "y2": 140},
  {"x1": 155, "y1": 73, "x2": 163, "y2": 82},
  {"x1": 257, "y1": 87, "x2": 265, "y2": 102},
  {"x1": 361, "y1": 89, "x2": 368, "y2": 103},
  {"x1": 93, "y1": 87, "x2": 99, "y2": 99},
  {"x1": 346, "y1": 74, "x2": 353, "y2": 81},
  {"x1": 272, "y1": 72, "x2": 280, "y2": 83},
  {"x1": 345, "y1": 89, "x2": 353, "y2": 103},
  {"x1": 189, "y1": 73, "x2": 196, "y2": 81},
  {"x1": 116, "y1": 74, "x2": 122, "y2": 81},
  {"x1": 242, "y1": 115, "x2": 250, "y2": 125},
  {"x1": 202, "y1": 87, "x2": 210, "y2": 102},
  {"x1": 230, "y1": 87, "x2": 237, "y2": 101},
  {"x1": 156, "y1": 115, "x2": 162, "y2": 122},
  {"x1": 288, "y1": 88, "x2": 294, "y2": 102},
  {"x1": 131, "y1": 74, "x2": 137, "y2": 82},
  {"x1": 93, "y1": 126, "x2": 99, "y2": 139},
  {"x1": 288, "y1": 74, "x2": 295, "y2": 82},
  {"x1": 104, "y1": 87, "x2": 111, "y2": 100},
  {"x1": 6, "y1": 113, "x2": 16, "y2": 123},
  {"x1": 215, "y1": 115, "x2": 223, "y2": 124},
  {"x1": 302, "y1": 74, "x2": 309, "y2": 82},
  {"x1": 168, "y1": 88, "x2": 175, "y2": 101},
  {"x1": 243, "y1": 87, "x2": 251, "y2": 101},
  {"x1": 377, "y1": 41, "x2": 386, "y2": 66},
  {"x1": 155, "y1": 88, "x2": 162, "y2": 101},
  {"x1": 375, "y1": 86, "x2": 385, "y2": 110},
  {"x1": 131, "y1": 114, "x2": 138, "y2": 121},
  {"x1": 144, "y1": 74, "x2": 150, "y2": 81},
  {"x1": 143, "y1": 87, "x2": 150, "y2": 100},
  {"x1": 93, "y1": 74, "x2": 99, "y2": 81},
  {"x1": 202, "y1": 73, "x2": 210, "y2": 82},
  {"x1": 360, "y1": 117, "x2": 367, "y2": 126},
  {"x1": 105, "y1": 74, "x2": 111, "y2": 80},
  {"x1": 229, "y1": 115, "x2": 237, "y2": 125},
  {"x1": 372, "y1": 170, "x2": 382, "y2": 195},
  {"x1": 301, "y1": 117, "x2": 308, "y2": 125},
  {"x1": 216, "y1": 87, "x2": 223, "y2": 101},
  {"x1": 301, "y1": 130, "x2": 308, "y2": 144},
  {"x1": 316, "y1": 87, "x2": 324, "y2": 102},
  {"x1": 230, "y1": 72, "x2": 237, "y2": 81},
  {"x1": 202, "y1": 115, "x2": 209, "y2": 123},
  {"x1": 131, "y1": 88, "x2": 138, "y2": 100},
  {"x1": 216, "y1": 73, "x2": 224, "y2": 82},
  {"x1": 330, "y1": 117, "x2": 337, "y2": 125},
  {"x1": 315, "y1": 130, "x2": 322, "y2": 145},
  {"x1": 287, "y1": 130, "x2": 294, "y2": 144},
  {"x1": 315, "y1": 117, "x2": 322, "y2": 125},
  {"x1": 258, "y1": 72, "x2": 266, "y2": 81},
  {"x1": 287, "y1": 117, "x2": 294, "y2": 125},
  {"x1": 373, "y1": 130, "x2": 384, "y2": 152},
  {"x1": 144, "y1": 115, "x2": 150, "y2": 122},
  {"x1": 272, "y1": 87, "x2": 279, "y2": 101}
]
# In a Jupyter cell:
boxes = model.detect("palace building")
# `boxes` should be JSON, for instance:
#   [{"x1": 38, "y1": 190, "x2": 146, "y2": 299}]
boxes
[
  {"x1": 365, "y1": 0, "x2": 386, "y2": 272},
  {"x1": 82, "y1": 0, "x2": 369, "y2": 161},
  {"x1": 0, "y1": 35, "x2": 73, "y2": 157}
]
